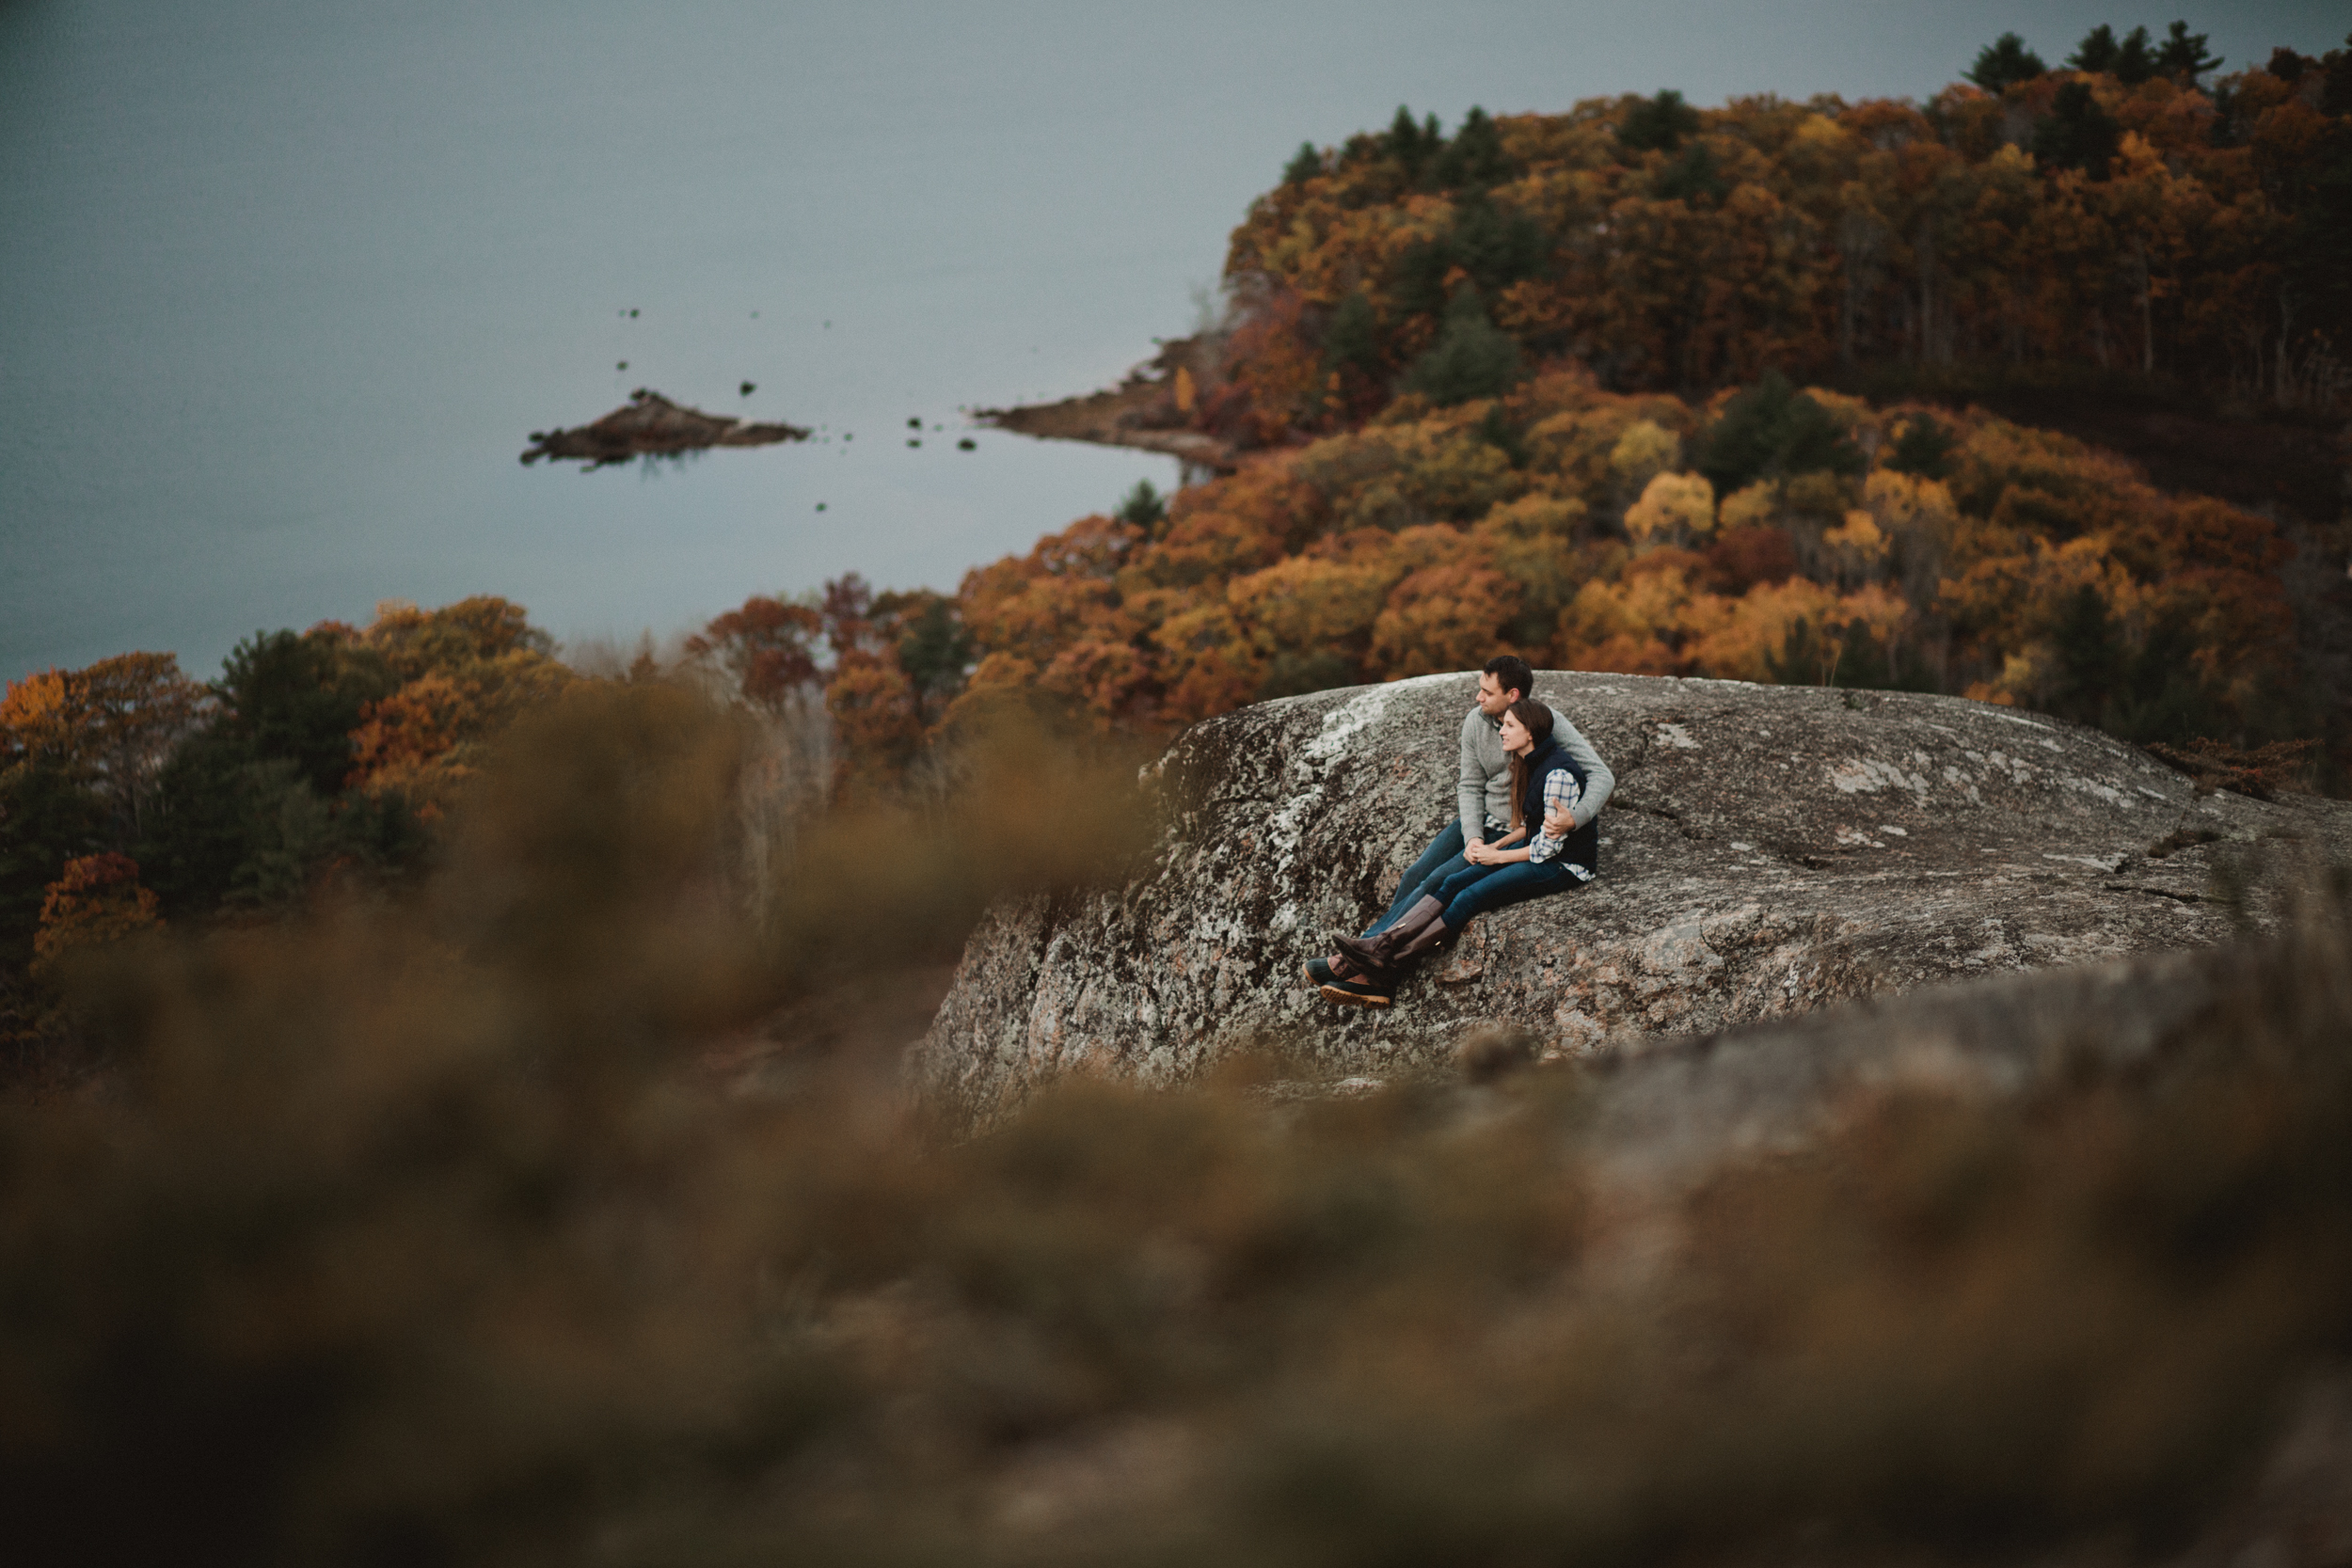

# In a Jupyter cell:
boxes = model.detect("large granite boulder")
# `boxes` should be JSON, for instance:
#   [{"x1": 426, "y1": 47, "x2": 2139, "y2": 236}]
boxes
[{"x1": 910, "y1": 672, "x2": 2352, "y2": 1125}]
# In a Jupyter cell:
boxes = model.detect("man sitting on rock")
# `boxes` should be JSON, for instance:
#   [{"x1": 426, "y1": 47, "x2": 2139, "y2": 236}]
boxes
[{"x1": 1307, "y1": 655, "x2": 1614, "y2": 1006}]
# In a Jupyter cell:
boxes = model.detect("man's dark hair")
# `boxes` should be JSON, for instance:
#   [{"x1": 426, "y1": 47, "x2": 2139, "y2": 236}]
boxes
[{"x1": 1484, "y1": 654, "x2": 1534, "y2": 701}]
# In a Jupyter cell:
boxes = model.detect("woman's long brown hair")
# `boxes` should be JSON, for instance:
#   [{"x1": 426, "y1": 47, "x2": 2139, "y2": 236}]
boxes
[{"x1": 1503, "y1": 697, "x2": 1556, "y2": 836}]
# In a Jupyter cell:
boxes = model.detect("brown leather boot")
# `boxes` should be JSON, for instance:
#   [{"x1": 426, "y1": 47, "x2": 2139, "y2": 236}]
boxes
[
  {"x1": 1387, "y1": 910, "x2": 1453, "y2": 966},
  {"x1": 1333, "y1": 896, "x2": 1446, "y2": 981},
  {"x1": 1302, "y1": 952, "x2": 1365, "y2": 988}
]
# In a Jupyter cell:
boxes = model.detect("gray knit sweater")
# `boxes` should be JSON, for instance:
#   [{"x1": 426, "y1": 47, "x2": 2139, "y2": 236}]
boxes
[{"x1": 1457, "y1": 704, "x2": 1614, "y2": 841}]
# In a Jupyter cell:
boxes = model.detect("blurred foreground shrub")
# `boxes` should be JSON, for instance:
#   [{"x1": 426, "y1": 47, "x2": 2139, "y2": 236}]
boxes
[{"x1": 3, "y1": 681, "x2": 2349, "y2": 1564}]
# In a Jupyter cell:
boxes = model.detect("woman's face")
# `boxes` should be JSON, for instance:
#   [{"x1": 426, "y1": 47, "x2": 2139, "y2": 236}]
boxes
[{"x1": 1499, "y1": 709, "x2": 1529, "y2": 752}]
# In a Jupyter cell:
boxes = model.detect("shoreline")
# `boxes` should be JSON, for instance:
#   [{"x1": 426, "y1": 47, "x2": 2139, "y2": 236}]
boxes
[{"x1": 975, "y1": 335, "x2": 1242, "y2": 475}]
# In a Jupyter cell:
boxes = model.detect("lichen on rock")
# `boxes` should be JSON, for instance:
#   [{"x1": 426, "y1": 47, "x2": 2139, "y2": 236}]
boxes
[{"x1": 909, "y1": 672, "x2": 2352, "y2": 1129}]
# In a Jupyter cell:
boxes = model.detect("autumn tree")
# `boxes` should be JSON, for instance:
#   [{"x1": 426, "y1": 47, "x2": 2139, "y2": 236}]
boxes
[
  {"x1": 342, "y1": 598, "x2": 577, "y2": 816},
  {"x1": 29, "y1": 852, "x2": 161, "y2": 982},
  {"x1": 686, "y1": 596, "x2": 826, "y2": 713},
  {"x1": 1, "y1": 654, "x2": 208, "y2": 972},
  {"x1": 133, "y1": 599, "x2": 565, "y2": 917},
  {"x1": 0, "y1": 653, "x2": 208, "y2": 835}
]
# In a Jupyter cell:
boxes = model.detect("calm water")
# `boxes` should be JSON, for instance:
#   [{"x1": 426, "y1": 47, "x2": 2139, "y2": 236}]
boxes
[{"x1": 2, "y1": 0, "x2": 2335, "y2": 682}]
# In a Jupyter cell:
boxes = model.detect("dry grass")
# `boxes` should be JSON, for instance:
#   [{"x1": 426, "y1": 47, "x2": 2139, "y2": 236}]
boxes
[{"x1": 3, "y1": 682, "x2": 2348, "y2": 1566}]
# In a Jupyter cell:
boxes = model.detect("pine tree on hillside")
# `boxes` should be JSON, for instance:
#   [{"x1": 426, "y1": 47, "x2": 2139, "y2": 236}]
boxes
[
  {"x1": 1617, "y1": 89, "x2": 1700, "y2": 152},
  {"x1": 1432, "y1": 106, "x2": 1515, "y2": 190},
  {"x1": 2154, "y1": 21, "x2": 2221, "y2": 84},
  {"x1": 2033, "y1": 81, "x2": 2123, "y2": 176},
  {"x1": 2112, "y1": 25, "x2": 2158, "y2": 85},
  {"x1": 1967, "y1": 33, "x2": 2047, "y2": 92},
  {"x1": 2070, "y1": 24, "x2": 2121, "y2": 74},
  {"x1": 1399, "y1": 291, "x2": 1522, "y2": 406}
]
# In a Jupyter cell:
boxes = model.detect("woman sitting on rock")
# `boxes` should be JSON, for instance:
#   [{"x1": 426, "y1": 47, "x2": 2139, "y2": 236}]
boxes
[{"x1": 1327, "y1": 699, "x2": 1597, "y2": 1006}]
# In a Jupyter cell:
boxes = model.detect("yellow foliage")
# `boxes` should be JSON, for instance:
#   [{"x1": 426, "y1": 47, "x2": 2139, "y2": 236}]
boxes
[
  {"x1": 1474, "y1": 494, "x2": 1586, "y2": 541},
  {"x1": 1387, "y1": 522, "x2": 1472, "y2": 577},
  {"x1": 346, "y1": 645, "x2": 576, "y2": 816},
  {"x1": 1718, "y1": 483, "x2": 1778, "y2": 532},
  {"x1": 942, "y1": 362, "x2": 2296, "y2": 751},
  {"x1": 1608, "y1": 420, "x2": 1680, "y2": 490},
  {"x1": 1372, "y1": 563, "x2": 1525, "y2": 678},
  {"x1": 1228, "y1": 556, "x2": 1391, "y2": 650},
  {"x1": 1, "y1": 653, "x2": 208, "y2": 822},
  {"x1": 1525, "y1": 400, "x2": 1692, "y2": 495},
  {"x1": 1295, "y1": 417, "x2": 1526, "y2": 527},
  {"x1": 1558, "y1": 561, "x2": 1712, "y2": 675},
  {"x1": 1625, "y1": 471, "x2": 1718, "y2": 548},
  {"x1": 1686, "y1": 579, "x2": 1906, "y2": 683},
  {"x1": 1152, "y1": 603, "x2": 1260, "y2": 721},
  {"x1": 1820, "y1": 510, "x2": 1890, "y2": 584},
  {"x1": 1863, "y1": 469, "x2": 1959, "y2": 545}
]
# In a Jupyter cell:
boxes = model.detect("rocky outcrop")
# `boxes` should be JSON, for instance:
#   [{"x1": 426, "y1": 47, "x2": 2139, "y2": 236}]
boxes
[
  {"x1": 977, "y1": 337, "x2": 1241, "y2": 472},
  {"x1": 910, "y1": 672, "x2": 2352, "y2": 1126},
  {"x1": 521, "y1": 388, "x2": 810, "y2": 468}
]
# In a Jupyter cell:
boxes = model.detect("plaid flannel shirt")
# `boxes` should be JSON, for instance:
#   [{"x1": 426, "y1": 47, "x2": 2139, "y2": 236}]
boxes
[{"x1": 1527, "y1": 766, "x2": 1594, "y2": 879}]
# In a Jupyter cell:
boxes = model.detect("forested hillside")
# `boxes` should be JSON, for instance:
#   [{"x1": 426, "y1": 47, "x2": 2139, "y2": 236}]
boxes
[
  {"x1": 941, "y1": 377, "x2": 2309, "y2": 743},
  {"x1": 1204, "y1": 29, "x2": 2351, "y2": 435},
  {"x1": 819, "y1": 24, "x2": 2348, "y2": 793}
]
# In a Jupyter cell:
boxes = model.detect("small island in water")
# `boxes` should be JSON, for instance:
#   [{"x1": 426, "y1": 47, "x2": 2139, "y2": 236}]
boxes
[{"x1": 521, "y1": 388, "x2": 811, "y2": 469}]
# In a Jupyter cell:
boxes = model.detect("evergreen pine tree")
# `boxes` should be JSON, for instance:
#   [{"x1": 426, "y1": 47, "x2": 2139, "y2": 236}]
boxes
[
  {"x1": 2153, "y1": 21, "x2": 2221, "y2": 84},
  {"x1": 1966, "y1": 33, "x2": 2048, "y2": 92},
  {"x1": 1617, "y1": 89, "x2": 1699, "y2": 152},
  {"x1": 1432, "y1": 106, "x2": 1513, "y2": 189},
  {"x1": 1321, "y1": 289, "x2": 1383, "y2": 377},
  {"x1": 1114, "y1": 479, "x2": 1167, "y2": 531},
  {"x1": 2069, "y1": 24, "x2": 2121, "y2": 74},
  {"x1": 1399, "y1": 291, "x2": 1522, "y2": 406},
  {"x1": 2033, "y1": 81, "x2": 2123, "y2": 177},
  {"x1": 2113, "y1": 26, "x2": 2157, "y2": 85},
  {"x1": 1696, "y1": 372, "x2": 1865, "y2": 494}
]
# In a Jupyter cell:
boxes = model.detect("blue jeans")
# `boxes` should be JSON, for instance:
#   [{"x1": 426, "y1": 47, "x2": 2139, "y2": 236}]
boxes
[
  {"x1": 1425, "y1": 855, "x2": 1585, "y2": 927},
  {"x1": 1365, "y1": 819, "x2": 1474, "y2": 935}
]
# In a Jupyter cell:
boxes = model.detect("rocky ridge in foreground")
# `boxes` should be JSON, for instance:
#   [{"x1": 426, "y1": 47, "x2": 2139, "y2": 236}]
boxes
[{"x1": 910, "y1": 673, "x2": 2352, "y2": 1127}]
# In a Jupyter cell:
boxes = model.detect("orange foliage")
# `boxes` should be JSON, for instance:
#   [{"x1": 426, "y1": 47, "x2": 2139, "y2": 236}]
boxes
[
  {"x1": 342, "y1": 599, "x2": 576, "y2": 816},
  {"x1": 683, "y1": 596, "x2": 824, "y2": 711},
  {"x1": 1207, "y1": 58, "x2": 2352, "y2": 441},
  {"x1": 31, "y1": 852, "x2": 161, "y2": 978},
  {"x1": 0, "y1": 652, "x2": 209, "y2": 829},
  {"x1": 825, "y1": 653, "x2": 924, "y2": 789},
  {"x1": 939, "y1": 370, "x2": 2297, "y2": 747}
]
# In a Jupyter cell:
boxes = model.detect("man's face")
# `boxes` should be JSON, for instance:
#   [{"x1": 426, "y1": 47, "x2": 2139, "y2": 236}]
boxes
[{"x1": 1475, "y1": 673, "x2": 1519, "y2": 718}]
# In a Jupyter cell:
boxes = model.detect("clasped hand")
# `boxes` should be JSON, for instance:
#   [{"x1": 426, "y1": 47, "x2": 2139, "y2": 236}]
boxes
[{"x1": 1467, "y1": 808, "x2": 1572, "y2": 866}]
